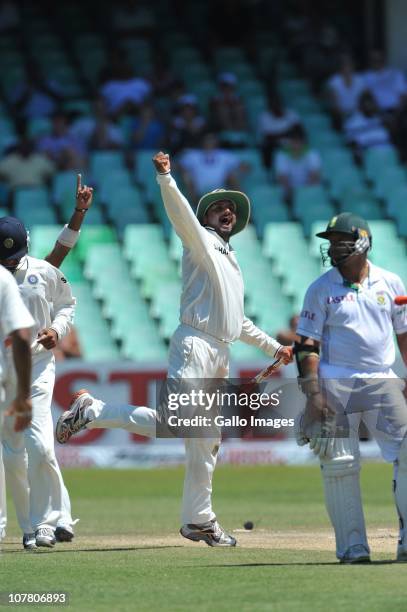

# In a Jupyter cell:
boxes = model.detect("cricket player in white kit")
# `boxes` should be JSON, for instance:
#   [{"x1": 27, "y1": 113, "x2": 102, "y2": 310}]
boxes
[
  {"x1": 0, "y1": 265, "x2": 34, "y2": 544},
  {"x1": 0, "y1": 217, "x2": 76, "y2": 548},
  {"x1": 294, "y1": 212, "x2": 407, "y2": 563},
  {"x1": 0, "y1": 176, "x2": 92, "y2": 549},
  {"x1": 56, "y1": 151, "x2": 293, "y2": 546}
]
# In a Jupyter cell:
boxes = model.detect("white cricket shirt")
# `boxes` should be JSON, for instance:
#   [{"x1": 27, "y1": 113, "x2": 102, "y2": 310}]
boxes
[
  {"x1": 157, "y1": 173, "x2": 280, "y2": 356},
  {"x1": 11, "y1": 256, "x2": 76, "y2": 361},
  {"x1": 296, "y1": 262, "x2": 407, "y2": 371},
  {"x1": 0, "y1": 266, "x2": 34, "y2": 388}
]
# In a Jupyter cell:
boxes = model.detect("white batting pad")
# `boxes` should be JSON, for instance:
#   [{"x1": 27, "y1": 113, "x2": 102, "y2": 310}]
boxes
[{"x1": 321, "y1": 437, "x2": 369, "y2": 559}]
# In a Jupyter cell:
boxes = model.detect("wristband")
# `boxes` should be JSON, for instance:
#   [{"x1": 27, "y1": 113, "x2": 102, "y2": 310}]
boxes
[
  {"x1": 57, "y1": 224, "x2": 80, "y2": 248},
  {"x1": 75, "y1": 207, "x2": 88, "y2": 212}
]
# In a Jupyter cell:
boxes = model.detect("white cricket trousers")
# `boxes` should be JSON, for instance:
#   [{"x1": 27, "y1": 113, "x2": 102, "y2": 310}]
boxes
[
  {"x1": 1, "y1": 354, "x2": 74, "y2": 532},
  {"x1": 87, "y1": 324, "x2": 230, "y2": 525}
]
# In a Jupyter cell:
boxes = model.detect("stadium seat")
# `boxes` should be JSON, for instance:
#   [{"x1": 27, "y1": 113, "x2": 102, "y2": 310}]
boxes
[
  {"x1": 14, "y1": 188, "x2": 49, "y2": 213},
  {"x1": 373, "y1": 166, "x2": 407, "y2": 199},
  {"x1": 364, "y1": 147, "x2": 399, "y2": 182},
  {"x1": 292, "y1": 185, "x2": 330, "y2": 212},
  {"x1": 123, "y1": 224, "x2": 166, "y2": 259},
  {"x1": 328, "y1": 167, "x2": 366, "y2": 200},
  {"x1": 90, "y1": 151, "x2": 125, "y2": 183},
  {"x1": 75, "y1": 226, "x2": 117, "y2": 261},
  {"x1": 29, "y1": 225, "x2": 61, "y2": 259}
]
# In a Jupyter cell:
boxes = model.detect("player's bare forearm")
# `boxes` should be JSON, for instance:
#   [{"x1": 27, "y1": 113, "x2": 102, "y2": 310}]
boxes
[
  {"x1": 44, "y1": 243, "x2": 70, "y2": 268},
  {"x1": 44, "y1": 173, "x2": 92, "y2": 268},
  {"x1": 397, "y1": 332, "x2": 407, "y2": 369}
]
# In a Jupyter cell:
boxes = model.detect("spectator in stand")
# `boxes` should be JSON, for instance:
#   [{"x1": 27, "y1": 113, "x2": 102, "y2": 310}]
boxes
[
  {"x1": 11, "y1": 61, "x2": 63, "y2": 120},
  {"x1": 149, "y1": 56, "x2": 179, "y2": 98},
  {"x1": 37, "y1": 112, "x2": 85, "y2": 170},
  {"x1": 344, "y1": 90, "x2": 392, "y2": 161},
  {"x1": 276, "y1": 314, "x2": 300, "y2": 346},
  {"x1": 178, "y1": 132, "x2": 242, "y2": 201},
  {"x1": 327, "y1": 54, "x2": 365, "y2": 127},
  {"x1": 363, "y1": 50, "x2": 407, "y2": 114},
  {"x1": 70, "y1": 97, "x2": 124, "y2": 151},
  {"x1": 275, "y1": 125, "x2": 321, "y2": 199},
  {"x1": 210, "y1": 72, "x2": 248, "y2": 146},
  {"x1": 0, "y1": 136, "x2": 54, "y2": 190},
  {"x1": 99, "y1": 48, "x2": 151, "y2": 117},
  {"x1": 169, "y1": 95, "x2": 206, "y2": 153},
  {"x1": 132, "y1": 102, "x2": 166, "y2": 150},
  {"x1": 257, "y1": 91, "x2": 300, "y2": 168}
]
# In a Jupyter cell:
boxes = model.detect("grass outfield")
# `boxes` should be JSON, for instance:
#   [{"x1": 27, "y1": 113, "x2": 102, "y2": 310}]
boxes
[{"x1": 1, "y1": 463, "x2": 406, "y2": 612}]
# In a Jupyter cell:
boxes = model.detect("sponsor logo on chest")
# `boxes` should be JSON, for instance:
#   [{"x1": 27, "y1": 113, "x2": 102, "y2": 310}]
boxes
[{"x1": 326, "y1": 293, "x2": 356, "y2": 304}]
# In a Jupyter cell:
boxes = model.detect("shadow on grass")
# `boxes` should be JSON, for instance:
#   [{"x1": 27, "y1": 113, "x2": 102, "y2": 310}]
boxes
[
  {"x1": 1, "y1": 545, "x2": 184, "y2": 555},
  {"x1": 197, "y1": 560, "x2": 398, "y2": 567}
]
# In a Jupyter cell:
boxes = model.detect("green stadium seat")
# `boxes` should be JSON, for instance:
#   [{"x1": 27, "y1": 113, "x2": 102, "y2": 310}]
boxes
[
  {"x1": 385, "y1": 185, "x2": 407, "y2": 217},
  {"x1": 321, "y1": 149, "x2": 355, "y2": 182},
  {"x1": 75, "y1": 226, "x2": 117, "y2": 261},
  {"x1": 230, "y1": 342, "x2": 265, "y2": 361},
  {"x1": 123, "y1": 224, "x2": 165, "y2": 259},
  {"x1": 293, "y1": 185, "x2": 330, "y2": 214},
  {"x1": 14, "y1": 187, "x2": 49, "y2": 212},
  {"x1": 71, "y1": 282, "x2": 120, "y2": 361},
  {"x1": 121, "y1": 329, "x2": 168, "y2": 362},
  {"x1": 59, "y1": 257, "x2": 84, "y2": 283},
  {"x1": 296, "y1": 203, "x2": 336, "y2": 237},
  {"x1": 364, "y1": 147, "x2": 399, "y2": 181},
  {"x1": 339, "y1": 199, "x2": 383, "y2": 220},
  {"x1": 373, "y1": 166, "x2": 407, "y2": 198},
  {"x1": 90, "y1": 151, "x2": 125, "y2": 183},
  {"x1": 52, "y1": 171, "x2": 77, "y2": 205},
  {"x1": 19, "y1": 206, "x2": 57, "y2": 227},
  {"x1": 263, "y1": 222, "x2": 305, "y2": 258},
  {"x1": 29, "y1": 225, "x2": 61, "y2": 259},
  {"x1": 328, "y1": 167, "x2": 366, "y2": 200}
]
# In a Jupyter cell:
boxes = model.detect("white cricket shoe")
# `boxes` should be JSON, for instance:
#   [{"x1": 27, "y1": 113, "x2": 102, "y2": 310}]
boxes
[
  {"x1": 340, "y1": 544, "x2": 370, "y2": 564},
  {"x1": 22, "y1": 533, "x2": 37, "y2": 550},
  {"x1": 35, "y1": 527, "x2": 56, "y2": 548},
  {"x1": 180, "y1": 519, "x2": 237, "y2": 547},
  {"x1": 55, "y1": 389, "x2": 93, "y2": 444}
]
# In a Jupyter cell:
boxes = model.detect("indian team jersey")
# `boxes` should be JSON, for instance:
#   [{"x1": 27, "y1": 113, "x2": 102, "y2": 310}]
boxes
[{"x1": 296, "y1": 262, "x2": 407, "y2": 371}]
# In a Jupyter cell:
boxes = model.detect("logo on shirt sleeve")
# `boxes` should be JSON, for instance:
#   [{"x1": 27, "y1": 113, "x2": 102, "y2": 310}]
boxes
[
  {"x1": 27, "y1": 274, "x2": 38, "y2": 284},
  {"x1": 300, "y1": 310, "x2": 315, "y2": 321}
]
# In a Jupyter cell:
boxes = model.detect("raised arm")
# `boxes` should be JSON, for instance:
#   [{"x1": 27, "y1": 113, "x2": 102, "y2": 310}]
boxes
[
  {"x1": 44, "y1": 173, "x2": 93, "y2": 268},
  {"x1": 152, "y1": 152, "x2": 209, "y2": 251}
]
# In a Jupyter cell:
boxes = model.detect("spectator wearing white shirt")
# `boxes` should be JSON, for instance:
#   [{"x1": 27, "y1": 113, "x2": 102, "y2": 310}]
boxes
[
  {"x1": 327, "y1": 55, "x2": 365, "y2": 127},
  {"x1": 275, "y1": 125, "x2": 321, "y2": 198},
  {"x1": 363, "y1": 50, "x2": 407, "y2": 113},
  {"x1": 69, "y1": 97, "x2": 124, "y2": 152},
  {"x1": 178, "y1": 133, "x2": 241, "y2": 201},
  {"x1": 98, "y1": 49, "x2": 151, "y2": 117},
  {"x1": 257, "y1": 91, "x2": 300, "y2": 168},
  {"x1": 344, "y1": 91, "x2": 392, "y2": 162}
]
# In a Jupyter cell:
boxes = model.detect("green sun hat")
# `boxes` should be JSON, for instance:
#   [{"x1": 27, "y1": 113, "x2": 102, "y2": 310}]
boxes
[{"x1": 196, "y1": 189, "x2": 251, "y2": 236}]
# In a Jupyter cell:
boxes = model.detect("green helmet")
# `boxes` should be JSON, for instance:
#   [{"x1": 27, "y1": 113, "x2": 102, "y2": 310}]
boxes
[
  {"x1": 317, "y1": 212, "x2": 372, "y2": 267},
  {"x1": 316, "y1": 212, "x2": 372, "y2": 240}
]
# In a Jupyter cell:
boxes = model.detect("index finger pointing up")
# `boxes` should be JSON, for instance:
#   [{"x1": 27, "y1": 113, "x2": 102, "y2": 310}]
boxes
[{"x1": 76, "y1": 173, "x2": 82, "y2": 194}]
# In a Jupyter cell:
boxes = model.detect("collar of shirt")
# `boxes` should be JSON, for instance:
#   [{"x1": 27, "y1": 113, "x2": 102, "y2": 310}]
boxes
[
  {"x1": 329, "y1": 260, "x2": 381, "y2": 289},
  {"x1": 205, "y1": 227, "x2": 234, "y2": 251}
]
